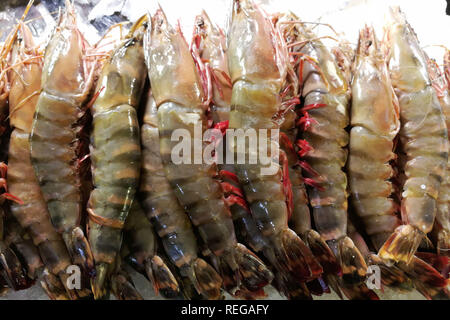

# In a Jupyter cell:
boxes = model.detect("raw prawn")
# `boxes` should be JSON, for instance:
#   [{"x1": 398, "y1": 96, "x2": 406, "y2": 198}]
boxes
[
  {"x1": 29, "y1": 0, "x2": 94, "y2": 275},
  {"x1": 278, "y1": 12, "x2": 342, "y2": 291},
  {"x1": 191, "y1": 11, "x2": 269, "y2": 259},
  {"x1": 138, "y1": 89, "x2": 222, "y2": 299},
  {"x1": 7, "y1": 18, "x2": 86, "y2": 299},
  {"x1": 378, "y1": 7, "x2": 449, "y2": 264},
  {"x1": 87, "y1": 16, "x2": 147, "y2": 298},
  {"x1": 280, "y1": 15, "x2": 369, "y2": 288},
  {"x1": 426, "y1": 54, "x2": 450, "y2": 257},
  {"x1": 227, "y1": 0, "x2": 322, "y2": 290},
  {"x1": 147, "y1": 7, "x2": 272, "y2": 295},
  {"x1": 348, "y1": 26, "x2": 402, "y2": 251}
]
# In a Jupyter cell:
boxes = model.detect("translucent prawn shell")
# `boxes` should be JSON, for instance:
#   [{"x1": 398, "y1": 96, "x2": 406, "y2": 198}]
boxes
[
  {"x1": 227, "y1": 0, "x2": 287, "y2": 129},
  {"x1": 384, "y1": 7, "x2": 448, "y2": 232},
  {"x1": 351, "y1": 27, "x2": 400, "y2": 140},
  {"x1": 41, "y1": 8, "x2": 89, "y2": 101},
  {"x1": 147, "y1": 12, "x2": 204, "y2": 111},
  {"x1": 384, "y1": 15, "x2": 430, "y2": 93},
  {"x1": 92, "y1": 33, "x2": 145, "y2": 114},
  {"x1": 8, "y1": 23, "x2": 42, "y2": 133}
]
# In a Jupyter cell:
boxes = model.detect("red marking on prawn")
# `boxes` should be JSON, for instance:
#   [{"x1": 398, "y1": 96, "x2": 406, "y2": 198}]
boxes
[
  {"x1": 77, "y1": 154, "x2": 91, "y2": 169},
  {"x1": 3, "y1": 193, "x2": 24, "y2": 205},
  {"x1": 86, "y1": 85, "x2": 105, "y2": 109},
  {"x1": 213, "y1": 120, "x2": 229, "y2": 136},
  {"x1": 296, "y1": 139, "x2": 313, "y2": 157},
  {"x1": 274, "y1": 96, "x2": 300, "y2": 121},
  {"x1": 279, "y1": 132, "x2": 295, "y2": 154},
  {"x1": 303, "y1": 178, "x2": 325, "y2": 191},
  {"x1": 192, "y1": 33, "x2": 202, "y2": 51},
  {"x1": 0, "y1": 162, "x2": 23, "y2": 204},
  {"x1": 0, "y1": 163, "x2": 7, "y2": 179},
  {"x1": 291, "y1": 51, "x2": 330, "y2": 89},
  {"x1": 224, "y1": 194, "x2": 249, "y2": 211},
  {"x1": 303, "y1": 103, "x2": 326, "y2": 111},
  {"x1": 0, "y1": 178, "x2": 7, "y2": 192},
  {"x1": 190, "y1": 29, "x2": 212, "y2": 106},
  {"x1": 298, "y1": 58, "x2": 304, "y2": 85},
  {"x1": 216, "y1": 69, "x2": 232, "y2": 87},
  {"x1": 208, "y1": 65, "x2": 225, "y2": 100},
  {"x1": 219, "y1": 170, "x2": 239, "y2": 184},
  {"x1": 297, "y1": 103, "x2": 326, "y2": 130},
  {"x1": 280, "y1": 84, "x2": 292, "y2": 100},
  {"x1": 297, "y1": 111, "x2": 317, "y2": 131},
  {"x1": 282, "y1": 96, "x2": 300, "y2": 108},
  {"x1": 220, "y1": 182, "x2": 244, "y2": 198},
  {"x1": 298, "y1": 160, "x2": 320, "y2": 177},
  {"x1": 280, "y1": 151, "x2": 293, "y2": 220}
]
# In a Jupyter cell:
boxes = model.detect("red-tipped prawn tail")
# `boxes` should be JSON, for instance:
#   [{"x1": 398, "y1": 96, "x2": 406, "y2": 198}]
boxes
[
  {"x1": 341, "y1": 283, "x2": 380, "y2": 300},
  {"x1": 305, "y1": 229, "x2": 341, "y2": 276},
  {"x1": 279, "y1": 229, "x2": 323, "y2": 282},
  {"x1": 366, "y1": 253, "x2": 413, "y2": 291},
  {"x1": 332, "y1": 237, "x2": 379, "y2": 300},
  {"x1": 273, "y1": 271, "x2": 312, "y2": 300},
  {"x1": 215, "y1": 244, "x2": 273, "y2": 296},
  {"x1": 415, "y1": 252, "x2": 449, "y2": 279},
  {"x1": 378, "y1": 225, "x2": 424, "y2": 265},
  {"x1": 403, "y1": 255, "x2": 449, "y2": 300}
]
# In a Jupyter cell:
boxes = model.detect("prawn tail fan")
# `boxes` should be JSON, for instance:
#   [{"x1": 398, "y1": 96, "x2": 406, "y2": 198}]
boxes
[
  {"x1": 146, "y1": 255, "x2": 180, "y2": 298},
  {"x1": 338, "y1": 236, "x2": 367, "y2": 285},
  {"x1": 378, "y1": 225, "x2": 423, "y2": 264},
  {"x1": 278, "y1": 229, "x2": 323, "y2": 282},
  {"x1": 403, "y1": 255, "x2": 449, "y2": 300},
  {"x1": 187, "y1": 258, "x2": 223, "y2": 300},
  {"x1": 305, "y1": 229, "x2": 341, "y2": 276},
  {"x1": 110, "y1": 272, "x2": 143, "y2": 300},
  {"x1": 234, "y1": 243, "x2": 274, "y2": 292}
]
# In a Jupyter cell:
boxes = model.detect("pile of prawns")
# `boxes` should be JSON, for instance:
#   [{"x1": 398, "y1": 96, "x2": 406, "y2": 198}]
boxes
[{"x1": 0, "y1": 0, "x2": 448, "y2": 300}]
